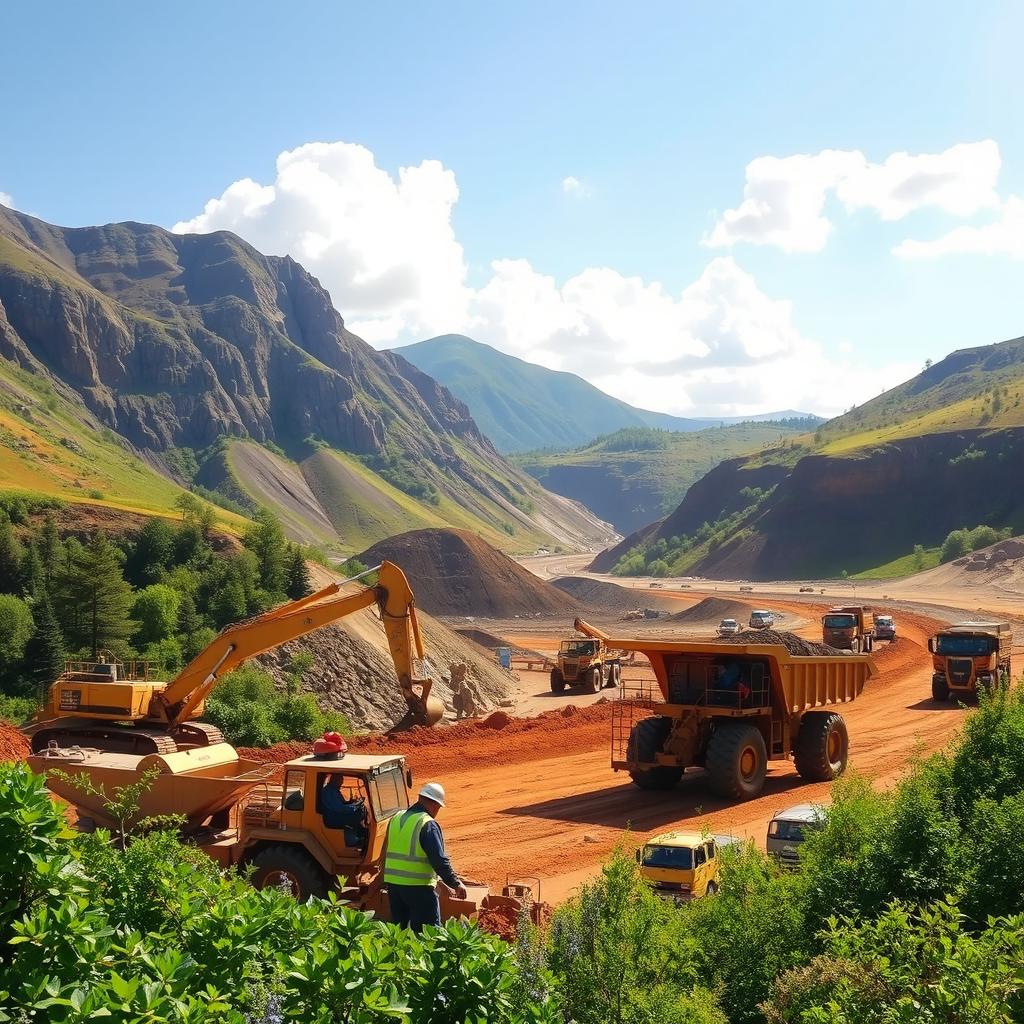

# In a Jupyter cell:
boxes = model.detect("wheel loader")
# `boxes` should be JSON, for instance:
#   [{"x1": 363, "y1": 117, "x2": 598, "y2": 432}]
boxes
[
  {"x1": 26, "y1": 563, "x2": 539, "y2": 925},
  {"x1": 574, "y1": 618, "x2": 875, "y2": 800}
]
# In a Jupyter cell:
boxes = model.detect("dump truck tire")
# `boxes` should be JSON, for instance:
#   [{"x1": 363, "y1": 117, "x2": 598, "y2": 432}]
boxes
[
  {"x1": 550, "y1": 668, "x2": 566, "y2": 693},
  {"x1": 627, "y1": 716, "x2": 682, "y2": 790},
  {"x1": 249, "y1": 844, "x2": 329, "y2": 901},
  {"x1": 850, "y1": 638, "x2": 860, "y2": 654},
  {"x1": 794, "y1": 711, "x2": 849, "y2": 782},
  {"x1": 706, "y1": 722, "x2": 767, "y2": 800},
  {"x1": 585, "y1": 667, "x2": 601, "y2": 694},
  {"x1": 931, "y1": 675, "x2": 949, "y2": 702},
  {"x1": 611, "y1": 662, "x2": 622, "y2": 687}
]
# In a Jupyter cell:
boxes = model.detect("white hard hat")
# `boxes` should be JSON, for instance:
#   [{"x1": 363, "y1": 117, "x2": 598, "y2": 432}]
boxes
[{"x1": 418, "y1": 781, "x2": 446, "y2": 807}]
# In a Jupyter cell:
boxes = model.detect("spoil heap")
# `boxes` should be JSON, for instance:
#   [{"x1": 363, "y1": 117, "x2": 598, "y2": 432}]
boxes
[
  {"x1": 669, "y1": 597, "x2": 751, "y2": 624},
  {"x1": 550, "y1": 576, "x2": 675, "y2": 613},
  {"x1": 358, "y1": 529, "x2": 573, "y2": 618}
]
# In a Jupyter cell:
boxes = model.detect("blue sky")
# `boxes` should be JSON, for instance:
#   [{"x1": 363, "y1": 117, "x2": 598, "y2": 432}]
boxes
[{"x1": 3, "y1": 1, "x2": 1023, "y2": 416}]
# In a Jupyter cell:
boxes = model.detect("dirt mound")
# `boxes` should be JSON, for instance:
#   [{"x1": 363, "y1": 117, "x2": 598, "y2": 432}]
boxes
[
  {"x1": 358, "y1": 529, "x2": 572, "y2": 618},
  {"x1": 0, "y1": 721, "x2": 30, "y2": 761},
  {"x1": 901, "y1": 533, "x2": 1024, "y2": 594},
  {"x1": 550, "y1": 576, "x2": 676, "y2": 612},
  {"x1": 238, "y1": 701, "x2": 615, "y2": 780},
  {"x1": 670, "y1": 597, "x2": 750, "y2": 624},
  {"x1": 715, "y1": 629, "x2": 843, "y2": 656}
]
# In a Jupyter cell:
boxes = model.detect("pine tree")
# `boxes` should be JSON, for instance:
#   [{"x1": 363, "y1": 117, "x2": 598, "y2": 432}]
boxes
[
  {"x1": 0, "y1": 515, "x2": 24, "y2": 594},
  {"x1": 285, "y1": 546, "x2": 313, "y2": 601},
  {"x1": 20, "y1": 541, "x2": 44, "y2": 600},
  {"x1": 59, "y1": 533, "x2": 136, "y2": 657},
  {"x1": 243, "y1": 508, "x2": 287, "y2": 595},
  {"x1": 22, "y1": 595, "x2": 67, "y2": 693},
  {"x1": 38, "y1": 513, "x2": 60, "y2": 591}
]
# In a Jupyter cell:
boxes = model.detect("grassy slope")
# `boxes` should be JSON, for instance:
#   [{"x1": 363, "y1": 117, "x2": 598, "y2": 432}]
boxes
[
  {"x1": 394, "y1": 334, "x2": 722, "y2": 452},
  {"x1": 607, "y1": 335, "x2": 1024, "y2": 579},
  {"x1": 0, "y1": 360, "x2": 246, "y2": 527},
  {"x1": 519, "y1": 422, "x2": 807, "y2": 514}
]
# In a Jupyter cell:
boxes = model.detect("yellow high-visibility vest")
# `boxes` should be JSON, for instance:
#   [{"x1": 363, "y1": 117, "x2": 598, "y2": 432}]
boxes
[{"x1": 382, "y1": 808, "x2": 437, "y2": 887}]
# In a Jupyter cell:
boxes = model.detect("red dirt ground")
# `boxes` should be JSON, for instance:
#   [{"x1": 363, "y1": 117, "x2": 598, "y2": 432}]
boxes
[{"x1": 0, "y1": 721, "x2": 30, "y2": 761}]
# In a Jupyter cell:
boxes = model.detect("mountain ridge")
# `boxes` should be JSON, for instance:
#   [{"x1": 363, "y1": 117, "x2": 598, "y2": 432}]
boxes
[{"x1": 393, "y1": 333, "x2": 819, "y2": 453}]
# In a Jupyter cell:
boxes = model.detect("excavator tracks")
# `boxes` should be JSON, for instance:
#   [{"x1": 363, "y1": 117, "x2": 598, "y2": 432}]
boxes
[{"x1": 30, "y1": 723, "x2": 179, "y2": 756}]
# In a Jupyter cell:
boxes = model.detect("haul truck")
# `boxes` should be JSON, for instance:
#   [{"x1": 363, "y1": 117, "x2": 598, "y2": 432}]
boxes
[
  {"x1": 27, "y1": 564, "x2": 541, "y2": 922},
  {"x1": 928, "y1": 621, "x2": 1012, "y2": 702},
  {"x1": 822, "y1": 606, "x2": 875, "y2": 653},
  {"x1": 551, "y1": 636, "x2": 622, "y2": 693},
  {"x1": 574, "y1": 618, "x2": 874, "y2": 800}
]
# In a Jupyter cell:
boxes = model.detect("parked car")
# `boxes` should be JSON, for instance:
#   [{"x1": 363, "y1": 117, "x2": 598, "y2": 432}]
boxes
[
  {"x1": 739, "y1": 585, "x2": 753, "y2": 592},
  {"x1": 718, "y1": 618, "x2": 741, "y2": 636},
  {"x1": 875, "y1": 615, "x2": 896, "y2": 641},
  {"x1": 636, "y1": 831, "x2": 742, "y2": 902},
  {"x1": 748, "y1": 609, "x2": 775, "y2": 629},
  {"x1": 767, "y1": 804, "x2": 825, "y2": 868},
  {"x1": 799, "y1": 586, "x2": 814, "y2": 593},
  {"x1": 649, "y1": 582, "x2": 663, "y2": 588}
]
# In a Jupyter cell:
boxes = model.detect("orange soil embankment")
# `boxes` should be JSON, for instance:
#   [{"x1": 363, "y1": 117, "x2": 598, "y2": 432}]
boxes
[{"x1": 0, "y1": 721, "x2": 30, "y2": 761}]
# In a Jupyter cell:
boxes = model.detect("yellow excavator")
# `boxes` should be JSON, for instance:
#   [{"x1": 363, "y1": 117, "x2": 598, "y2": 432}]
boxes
[
  {"x1": 26, "y1": 561, "x2": 542, "y2": 923},
  {"x1": 27, "y1": 561, "x2": 445, "y2": 754}
]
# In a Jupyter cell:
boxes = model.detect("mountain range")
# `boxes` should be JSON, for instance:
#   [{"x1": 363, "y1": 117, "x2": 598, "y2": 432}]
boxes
[
  {"x1": 394, "y1": 334, "x2": 816, "y2": 453},
  {"x1": 593, "y1": 336, "x2": 1024, "y2": 579},
  {"x1": 0, "y1": 206, "x2": 612, "y2": 554}
]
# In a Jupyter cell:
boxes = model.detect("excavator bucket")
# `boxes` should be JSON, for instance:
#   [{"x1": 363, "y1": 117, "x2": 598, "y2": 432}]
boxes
[{"x1": 388, "y1": 694, "x2": 445, "y2": 733}]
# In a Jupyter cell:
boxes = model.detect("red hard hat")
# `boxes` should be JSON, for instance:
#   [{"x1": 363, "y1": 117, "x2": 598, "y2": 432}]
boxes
[{"x1": 313, "y1": 731, "x2": 347, "y2": 759}]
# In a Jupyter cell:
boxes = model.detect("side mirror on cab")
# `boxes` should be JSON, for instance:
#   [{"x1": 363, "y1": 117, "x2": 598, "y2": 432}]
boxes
[
  {"x1": 406, "y1": 769, "x2": 414, "y2": 789},
  {"x1": 635, "y1": 849, "x2": 642, "y2": 863},
  {"x1": 927, "y1": 639, "x2": 935, "y2": 653}
]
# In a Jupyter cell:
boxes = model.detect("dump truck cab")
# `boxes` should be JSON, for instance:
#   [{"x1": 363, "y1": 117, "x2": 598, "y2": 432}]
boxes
[
  {"x1": 748, "y1": 610, "x2": 775, "y2": 629},
  {"x1": 574, "y1": 619, "x2": 874, "y2": 801},
  {"x1": 767, "y1": 803, "x2": 825, "y2": 868},
  {"x1": 822, "y1": 606, "x2": 875, "y2": 653},
  {"x1": 928, "y1": 621, "x2": 1012, "y2": 702},
  {"x1": 636, "y1": 831, "x2": 740, "y2": 902},
  {"x1": 551, "y1": 636, "x2": 621, "y2": 694}
]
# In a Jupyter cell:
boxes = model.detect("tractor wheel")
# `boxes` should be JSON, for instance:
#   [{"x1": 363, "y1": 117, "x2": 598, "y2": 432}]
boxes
[
  {"x1": 627, "y1": 716, "x2": 682, "y2": 790},
  {"x1": 550, "y1": 668, "x2": 566, "y2": 693},
  {"x1": 585, "y1": 667, "x2": 601, "y2": 694},
  {"x1": 249, "y1": 844, "x2": 329, "y2": 901},
  {"x1": 794, "y1": 711, "x2": 849, "y2": 782},
  {"x1": 931, "y1": 675, "x2": 949, "y2": 702},
  {"x1": 705, "y1": 881, "x2": 719, "y2": 896},
  {"x1": 705, "y1": 722, "x2": 767, "y2": 800}
]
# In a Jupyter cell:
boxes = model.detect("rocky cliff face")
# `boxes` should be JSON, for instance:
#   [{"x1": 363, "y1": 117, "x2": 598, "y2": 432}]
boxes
[{"x1": 0, "y1": 207, "x2": 609, "y2": 549}]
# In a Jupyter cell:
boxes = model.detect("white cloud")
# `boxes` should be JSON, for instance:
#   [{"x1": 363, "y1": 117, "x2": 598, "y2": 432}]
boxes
[
  {"x1": 174, "y1": 139, "x2": 916, "y2": 417},
  {"x1": 173, "y1": 142, "x2": 473, "y2": 340},
  {"x1": 707, "y1": 141, "x2": 1001, "y2": 252},
  {"x1": 561, "y1": 175, "x2": 591, "y2": 198},
  {"x1": 895, "y1": 195, "x2": 1024, "y2": 260},
  {"x1": 0, "y1": 191, "x2": 13, "y2": 209}
]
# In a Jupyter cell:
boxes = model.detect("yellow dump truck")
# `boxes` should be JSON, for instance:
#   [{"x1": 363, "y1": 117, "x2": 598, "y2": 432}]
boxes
[
  {"x1": 575, "y1": 619, "x2": 874, "y2": 800},
  {"x1": 551, "y1": 636, "x2": 622, "y2": 694},
  {"x1": 928, "y1": 621, "x2": 1012, "y2": 701}
]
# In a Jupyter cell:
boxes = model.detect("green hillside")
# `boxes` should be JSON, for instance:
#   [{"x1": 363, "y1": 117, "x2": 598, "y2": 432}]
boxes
[
  {"x1": 518, "y1": 421, "x2": 813, "y2": 534},
  {"x1": 394, "y1": 334, "x2": 816, "y2": 453},
  {"x1": 594, "y1": 334, "x2": 1024, "y2": 580}
]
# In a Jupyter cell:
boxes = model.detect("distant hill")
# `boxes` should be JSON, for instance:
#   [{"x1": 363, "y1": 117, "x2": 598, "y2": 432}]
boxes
[
  {"x1": 0, "y1": 207, "x2": 612, "y2": 554},
  {"x1": 517, "y1": 421, "x2": 814, "y2": 534},
  {"x1": 393, "y1": 334, "x2": 818, "y2": 453},
  {"x1": 592, "y1": 335, "x2": 1024, "y2": 580}
]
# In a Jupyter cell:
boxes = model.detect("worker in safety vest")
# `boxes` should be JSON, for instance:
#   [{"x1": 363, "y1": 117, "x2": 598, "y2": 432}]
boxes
[{"x1": 382, "y1": 781, "x2": 467, "y2": 932}]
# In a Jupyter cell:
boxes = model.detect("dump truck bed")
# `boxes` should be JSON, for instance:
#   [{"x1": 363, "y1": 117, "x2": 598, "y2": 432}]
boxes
[{"x1": 596, "y1": 636, "x2": 874, "y2": 710}]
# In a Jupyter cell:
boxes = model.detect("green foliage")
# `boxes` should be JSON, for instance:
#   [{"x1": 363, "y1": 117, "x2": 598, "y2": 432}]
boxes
[
  {"x1": 940, "y1": 523, "x2": 1012, "y2": 562},
  {"x1": 20, "y1": 595, "x2": 66, "y2": 693},
  {"x1": 0, "y1": 693, "x2": 38, "y2": 723},
  {"x1": 243, "y1": 507, "x2": 288, "y2": 595},
  {"x1": 131, "y1": 583, "x2": 181, "y2": 645},
  {"x1": 205, "y1": 664, "x2": 349, "y2": 747},
  {"x1": 285, "y1": 545, "x2": 313, "y2": 600},
  {"x1": 589, "y1": 427, "x2": 672, "y2": 452},
  {"x1": 547, "y1": 848, "x2": 725, "y2": 1024},
  {"x1": 0, "y1": 516, "x2": 24, "y2": 594},
  {"x1": 0, "y1": 594, "x2": 33, "y2": 680},
  {"x1": 765, "y1": 900, "x2": 1024, "y2": 1023}
]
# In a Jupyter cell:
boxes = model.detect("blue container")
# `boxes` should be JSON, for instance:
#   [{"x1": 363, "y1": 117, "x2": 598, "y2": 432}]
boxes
[{"x1": 497, "y1": 647, "x2": 512, "y2": 670}]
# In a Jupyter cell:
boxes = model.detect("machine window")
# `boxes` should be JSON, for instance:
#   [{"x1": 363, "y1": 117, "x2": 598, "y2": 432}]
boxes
[
  {"x1": 370, "y1": 765, "x2": 409, "y2": 820},
  {"x1": 283, "y1": 770, "x2": 305, "y2": 811}
]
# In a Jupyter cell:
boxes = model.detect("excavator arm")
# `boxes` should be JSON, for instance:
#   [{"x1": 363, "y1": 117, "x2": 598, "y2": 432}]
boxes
[{"x1": 154, "y1": 561, "x2": 443, "y2": 732}]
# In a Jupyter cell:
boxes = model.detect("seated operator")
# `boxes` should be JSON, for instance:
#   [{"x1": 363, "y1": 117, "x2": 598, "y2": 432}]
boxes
[{"x1": 319, "y1": 775, "x2": 368, "y2": 847}]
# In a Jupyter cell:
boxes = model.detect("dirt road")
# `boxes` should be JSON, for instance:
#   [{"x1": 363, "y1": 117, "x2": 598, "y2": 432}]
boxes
[{"x1": 424, "y1": 600, "x2": 968, "y2": 903}]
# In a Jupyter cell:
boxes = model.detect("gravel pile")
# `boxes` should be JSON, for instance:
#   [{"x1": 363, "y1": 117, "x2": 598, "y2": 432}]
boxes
[{"x1": 714, "y1": 629, "x2": 844, "y2": 656}]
